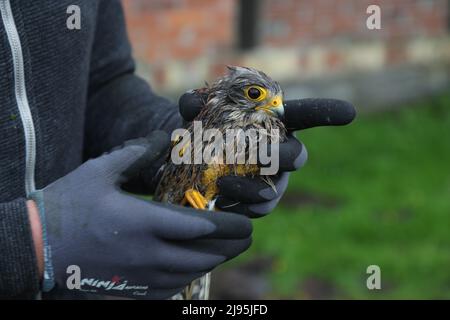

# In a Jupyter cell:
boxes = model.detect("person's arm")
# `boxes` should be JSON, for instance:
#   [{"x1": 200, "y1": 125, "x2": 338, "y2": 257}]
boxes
[
  {"x1": 0, "y1": 199, "x2": 41, "y2": 298},
  {"x1": 84, "y1": 0, "x2": 181, "y2": 160}
]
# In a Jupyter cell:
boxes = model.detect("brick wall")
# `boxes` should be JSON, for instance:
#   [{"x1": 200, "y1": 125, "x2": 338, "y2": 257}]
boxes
[
  {"x1": 122, "y1": 0, "x2": 450, "y2": 100},
  {"x1": 123, "y1": 0, "x2": 235, "y2": 62},
  {"x1": 262, "y1": 0, "x2": 448, "y2": 45}
]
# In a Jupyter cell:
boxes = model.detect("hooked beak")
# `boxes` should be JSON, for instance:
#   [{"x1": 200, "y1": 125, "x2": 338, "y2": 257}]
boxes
[{"x1": 255, "y1": 95, "x2": 284, "y2": 119}]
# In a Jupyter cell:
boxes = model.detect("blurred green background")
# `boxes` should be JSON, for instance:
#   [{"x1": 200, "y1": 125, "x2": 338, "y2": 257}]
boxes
[{"x1": 123, "y1": 0, "x2": 450, "y2": 299}]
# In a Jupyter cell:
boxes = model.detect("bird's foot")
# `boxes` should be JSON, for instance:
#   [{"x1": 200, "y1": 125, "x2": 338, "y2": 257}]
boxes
[{"x1": 182, "y1": 189, "x2": 208, "y2": 210}]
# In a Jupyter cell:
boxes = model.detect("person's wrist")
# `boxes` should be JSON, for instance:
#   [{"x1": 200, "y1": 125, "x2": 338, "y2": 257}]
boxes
[{"x1": 27, "y1": 199, "x2": 44, "y2": 280}]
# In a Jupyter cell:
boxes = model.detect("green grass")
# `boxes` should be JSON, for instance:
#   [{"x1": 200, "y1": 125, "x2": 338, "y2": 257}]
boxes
[{"x1": 235, "y1": 94, "x2": 450, "y2": 299}]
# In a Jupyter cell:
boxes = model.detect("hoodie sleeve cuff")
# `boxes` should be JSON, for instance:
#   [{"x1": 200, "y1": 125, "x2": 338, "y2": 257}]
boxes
[
  {"x1": 0, "y1": 198, "x2": 40, "y2": 298},
  {"x1": 29, "y1": 191, "x2": 55, "y2": 292}
]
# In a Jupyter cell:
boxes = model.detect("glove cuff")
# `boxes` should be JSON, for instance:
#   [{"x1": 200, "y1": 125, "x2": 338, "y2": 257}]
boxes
[{"x1": 29, "y1": 191, "x2": 55, "y2": 292}]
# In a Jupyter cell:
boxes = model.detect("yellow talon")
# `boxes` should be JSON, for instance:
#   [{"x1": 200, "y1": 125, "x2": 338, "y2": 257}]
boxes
[{"x1": 184, "y1": 189, "x2": 208, "y2": 210}]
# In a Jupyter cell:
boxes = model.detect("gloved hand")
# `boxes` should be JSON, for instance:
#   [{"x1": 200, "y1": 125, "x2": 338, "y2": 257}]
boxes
[
  {"x1": 178, "y1": 92, "x2": 356, "y2": 218},
  {"x1": 30, "y1": 131, "x2": 252, "y2": 299}
]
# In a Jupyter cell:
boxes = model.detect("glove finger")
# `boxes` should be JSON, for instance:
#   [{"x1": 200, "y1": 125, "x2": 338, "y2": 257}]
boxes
[
  {"x1": 216, "y1": 196, "x2": 281, "y2": 218},
  {"x1": 93, "y1": 130, "x2": 170, "y2": 180},
  {"x1": 134, "y1": 287, "x2": 186, "y2": 300},
  {"x1": 284, "y1": 98, "x2": 356, "y2": 131},
  {"x1": 157, "y1": 238, "x2": 251, "y2": 273},
  {"x1": 190, "y1": 209, "x2": 253, "y2": 240},
  {"x1": 182, "y1": 238, "x2": 252, "y2": 263},
  {"x1": 179, "y1": 90, "x2": 208, "y2": 122},
  {"x1": 217, "y1": 172, "x2": 289, "y2": 203},
  {"x1": 278, "y1": 134, "x2": 308, "y2": 172},
  {"x1": 149, "y1": 270, "x2": 207, "y2": 290},
  {"x1": 121, "y1": 130, "x2": 171, "y2": 180},
  {"x1": 149, "y1": 201, "x2": 252, "y2": 241},
  {"x1": 257, "y1": 135, "x2": 307, "y2": 172},
  {"x1": 156, "y1": 244, "x2": 225, "y2": 273}
]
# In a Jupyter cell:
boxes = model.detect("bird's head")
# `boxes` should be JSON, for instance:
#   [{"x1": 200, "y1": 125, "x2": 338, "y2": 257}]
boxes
[{"x1": 208, "y1": 66, "x2": 284, "y2": 122}]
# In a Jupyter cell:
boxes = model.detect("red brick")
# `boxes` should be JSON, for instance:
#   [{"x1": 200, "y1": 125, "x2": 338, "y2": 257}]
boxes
[{"x1": 326, "y1": 50, "x2": 343, "y2": 70}]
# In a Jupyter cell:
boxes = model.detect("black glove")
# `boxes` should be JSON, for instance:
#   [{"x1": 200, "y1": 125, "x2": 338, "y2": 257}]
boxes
[
  {"x1": 30, "y1": 131, "x2": 252, "y2": 299},
  {"x1": 178, "y1": 92, "x2": 356, "y2": 218}
]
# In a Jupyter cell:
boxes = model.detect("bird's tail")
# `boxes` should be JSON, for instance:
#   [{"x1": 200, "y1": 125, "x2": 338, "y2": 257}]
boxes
[{"x1": 170, "y1": 198, "x2": 216, "y2": 300}]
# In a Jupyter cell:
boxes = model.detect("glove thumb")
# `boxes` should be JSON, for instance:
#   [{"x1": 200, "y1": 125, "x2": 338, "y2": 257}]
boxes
[
  {"x1": 99, "y1": 130, "x2": 171, "y2": 182},
  {"x1": 179, "y1": 90, "x2": 208, "y2": 122}
]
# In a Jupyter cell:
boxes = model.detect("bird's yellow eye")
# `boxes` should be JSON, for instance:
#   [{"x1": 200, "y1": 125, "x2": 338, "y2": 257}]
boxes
[{"x1": 244, "y1": 86, "x2": 267, "y2": 102}]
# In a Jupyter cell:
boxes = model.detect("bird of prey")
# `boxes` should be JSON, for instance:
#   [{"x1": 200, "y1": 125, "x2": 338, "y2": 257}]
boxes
[{"x1": 154, "y1": 66, "x2": 287, "y2": 300}]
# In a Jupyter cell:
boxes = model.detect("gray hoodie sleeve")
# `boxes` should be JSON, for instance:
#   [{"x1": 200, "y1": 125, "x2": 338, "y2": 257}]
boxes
[
  {"x1": 84, "y1": 0, "x2": 182, "y2": 160},
  {"x1": 0, "y1": 199, "x2": 40, "y2": 298}
]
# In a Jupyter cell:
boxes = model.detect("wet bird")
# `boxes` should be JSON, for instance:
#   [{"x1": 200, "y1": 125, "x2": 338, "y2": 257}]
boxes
[{"x1": 154, "y1": 66, "x2": 287, "y2": 299}]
